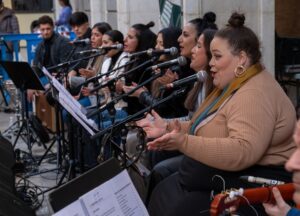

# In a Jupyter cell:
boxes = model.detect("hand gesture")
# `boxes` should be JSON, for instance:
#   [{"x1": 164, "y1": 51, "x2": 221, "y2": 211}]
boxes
[
  {"x1": 147, "y1": 120, "x2": 186, "y2": 151},
  {"x1": 262, "y1": 187, "x2": 291, "y2": 216},
  {"x1": 136, "y1": 110, "x2": 166, "y2": 139},
  {"x1": 123, "y1": 82, "x2": 147, "y2": 98},
  {"x1": 79, "y1": 68, "x2": 96, "y2": 78}
]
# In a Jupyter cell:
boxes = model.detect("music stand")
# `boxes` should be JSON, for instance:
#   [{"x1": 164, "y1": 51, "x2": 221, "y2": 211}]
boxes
[{"x1": 0, "y1": 61, "x2": 44, "y2": 156}]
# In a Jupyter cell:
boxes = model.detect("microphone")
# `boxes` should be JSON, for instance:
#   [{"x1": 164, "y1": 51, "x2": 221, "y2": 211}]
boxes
[
  {"x1": 77, "y1": 49, "x2": 100, "y2": 54},
  {"x1": 100, "y1": 43, "x2": 123, "y2": 51},
  {"x1": 127, "y1": 47, "x2": 178, "y2": 58},
  {"x1": 148, "y1": 56, "x2": 187, "y2": 71},
  {"x1": 162, "y1": 70, "x2": 207, "y2": 90},
  {"x1": 70, "y1": 38, "x2": 90, "y2": 45},
  {"x1": 77, "y1": 44, "x2": 123, "y2": 54},
  {"x1": 240, "y1": 176, "x2": 285, "y2": 186}
]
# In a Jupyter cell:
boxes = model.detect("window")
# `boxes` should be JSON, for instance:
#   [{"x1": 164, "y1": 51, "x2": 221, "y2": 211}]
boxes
[{"x1": 12, "y1": 0, "x2": 53, "y2": 13}]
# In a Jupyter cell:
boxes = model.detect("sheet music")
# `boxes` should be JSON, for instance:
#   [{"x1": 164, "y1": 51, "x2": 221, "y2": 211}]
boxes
[
  {"x1": 42, "y1": 67, "x2": 98, "y2": 134},
  {"x1": 58, "y1": 93, "x2": 96, "y2": 135},
  {"x1": 80, "y1": 170, "x2": 149, "y2": 216},
  {"x1": 52, "y1": 170, "x2": 149, "y2": 216},
  {"x1": 42, "y1": 67, "x2": 86, "y2": 114}
]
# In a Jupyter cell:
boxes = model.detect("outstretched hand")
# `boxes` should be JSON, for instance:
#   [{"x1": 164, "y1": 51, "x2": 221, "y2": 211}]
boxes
[
  {"x1": 147, "y1": 120, "x2": 186, "y2": 151},
  {"x1": 262, "y1": 187, "x2": 291, "y2": 216},
  {"x1": 136, "y1": 110, "x2": 167, "y2": 139}
]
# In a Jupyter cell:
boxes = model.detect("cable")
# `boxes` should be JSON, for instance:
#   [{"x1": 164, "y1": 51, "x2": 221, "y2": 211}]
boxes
[{"x1": 15, "y1": 176, "x2": 44, "y2": 210}]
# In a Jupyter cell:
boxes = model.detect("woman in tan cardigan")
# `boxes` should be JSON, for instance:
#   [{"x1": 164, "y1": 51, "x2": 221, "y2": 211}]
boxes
[{"x1": 140, "y1": 12, "x2": 297, "y2": 216}]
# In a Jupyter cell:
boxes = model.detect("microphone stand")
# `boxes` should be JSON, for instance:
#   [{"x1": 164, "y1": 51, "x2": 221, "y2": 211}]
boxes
[
  {"x1": 89, "y1": 57, "x2": 157, "y2": 95},
  {"x1": 87, "y1": 69, "x2": 165, "y2": 118},
  {"x1": 79, "y1": 58, "x2": 138, "y2": 87},
  {"x1": 90, "y1": 88, "x2": 186, "y2": 140},
  {"x1": 46, "y1": 51, "x2": 106, "y2": 72}
]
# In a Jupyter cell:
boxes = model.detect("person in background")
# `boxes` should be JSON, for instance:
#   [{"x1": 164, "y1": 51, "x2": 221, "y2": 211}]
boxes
[
  {"x1": 28, "y1": 15, "x2": 73, "y2": 101},
  {"x1": 0, "y1": 0, "x2": 20, "y2": 80},
  {"x1": 263, "y1": 121, "x2": 300, "y2": 216},
  {"x1": 67, "y1": 11, "x2": 92, "y2": 95},
  {"x1": 141, "y1": 12, "x2": 296, "y2": 216},
  {"x1": 30, "y1": 20, "x2": 40, "y2": 33},
  {"x1": 55, "y1": 0, "x2": 72, "y2": 31}
]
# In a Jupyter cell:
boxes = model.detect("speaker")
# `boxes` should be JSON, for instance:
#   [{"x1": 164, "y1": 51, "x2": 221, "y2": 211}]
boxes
[
  {"x1": 0, "y1": 136, "x2": 15, "y2": 168},
  {"x1": 0, "y1": 188, "x2": 35, "y2": 216}
]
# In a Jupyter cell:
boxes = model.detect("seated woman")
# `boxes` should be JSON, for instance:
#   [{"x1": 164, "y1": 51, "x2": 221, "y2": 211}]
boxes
[
  {"x1": 83, "y1": 30, "x2": 129, "y2": 128},
  {"x1": 142, "y1": 28, "x2": 217, "y2": 205},
  {"x1": 69, "y1": 22, "x2": 112, "y2": 107},
  {"x1": 123, "y1": 27, "x2": 189, "y2": 119},
  {"x1": 139, "y1": 12, "x2": 296, "y2": 216}
]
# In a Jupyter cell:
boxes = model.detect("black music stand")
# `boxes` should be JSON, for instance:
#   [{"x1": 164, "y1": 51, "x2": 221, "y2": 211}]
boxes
[{"x1": 0, "y1": 61, "x2": 44, "y2": 156}]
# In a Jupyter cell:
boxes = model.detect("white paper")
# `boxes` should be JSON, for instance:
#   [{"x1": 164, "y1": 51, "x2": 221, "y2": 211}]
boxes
[
  {"x1": 58, "y1": 93, "x2": 96, "y2": 135},
  {"x1": 79, "y1": 170, "x2": 149, "y2": 216},
  {"x1": 42, "y1": 67, "x2": 98, "y2": 134},
  {"x1": 54, "y1": 170, "x2": 149, "y2": 216}
]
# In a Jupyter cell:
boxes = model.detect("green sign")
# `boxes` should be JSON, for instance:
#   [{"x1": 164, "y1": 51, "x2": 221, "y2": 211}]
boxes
[{"x1": 159, "y1": 0, "x2": 182, "y2": 28}]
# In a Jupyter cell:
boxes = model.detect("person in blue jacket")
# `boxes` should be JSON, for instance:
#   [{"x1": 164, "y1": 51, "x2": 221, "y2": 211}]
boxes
[{"x1": 55, "y1": 0, "x2": 72, "y2": 31}]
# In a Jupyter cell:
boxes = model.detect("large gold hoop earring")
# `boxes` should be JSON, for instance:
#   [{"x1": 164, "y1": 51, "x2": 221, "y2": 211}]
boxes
[{"x1": 234, "y1": 65, "x2": 246, "y2": 77}]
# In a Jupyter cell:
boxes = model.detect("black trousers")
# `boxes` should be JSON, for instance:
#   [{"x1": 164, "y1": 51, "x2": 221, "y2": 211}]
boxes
[{"x1": 148, "y1": 162, "x2": 292, "y2": 216}]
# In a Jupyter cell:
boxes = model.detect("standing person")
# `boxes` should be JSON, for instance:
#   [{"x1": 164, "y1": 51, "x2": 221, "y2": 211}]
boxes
[
  {"x1": 0, "y1": 0, "x2": 20, "y2": 80},
  {"x1": 141, "y1": 12, "x2": 296, "y2": 216},
  {"x1": 55, "y1": 0, "x2": 72, "y2": 31}
]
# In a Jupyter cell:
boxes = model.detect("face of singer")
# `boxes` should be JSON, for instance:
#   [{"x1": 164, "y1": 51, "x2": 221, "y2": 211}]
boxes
[
  {"x1": 178, "y1": 23, "x2": 197, "y2": 58},
  {"x1": 71, "y1": 22, "x2": 89, "y2": 38},
  {"x1": 39, "y1": 23, "x2": 54, "y2": 40},
  {"x1": 285, "y1": 121, "x2": 300, "y2": 204},
  {"x1": 124, "y1": 28, "x2": 138, "y2": 53},
  {"x1": 155, "y1": 33, "x2": 167, "y2": 62},
  {"x1": 190, "y1": 34, "x2": 208, "y2": 71},
  {"x1": 102, "y1": 34, "x2": 118, "y2": 58},
  {"x1": 91, "y1": 28, "x2": 103, "y2": 48},
  {"x1": 209, "y1": 37, "x2": 247, "y2": 89}
]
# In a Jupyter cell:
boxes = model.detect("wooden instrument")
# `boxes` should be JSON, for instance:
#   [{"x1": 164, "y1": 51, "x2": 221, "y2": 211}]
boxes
[
  {"x1": 210, "y1": 183, "x2": 295, "y2": 216},
  {"x1": 34, "y1": 93, "x2": 56, "y2": 132}
]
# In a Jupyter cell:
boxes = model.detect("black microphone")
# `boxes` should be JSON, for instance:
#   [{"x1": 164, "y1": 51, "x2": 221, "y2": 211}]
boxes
[
  {"x1": 240, "y1": 176, "x2": 285, "y2": 186},
  {"x1": 148, "y1": 56, "x2": 187, "y2": 71},
  {"x1": 70, "y1": 38, "x2": 90, "y2": 45},
  {"x1": 161, "y1": 70, "x2": 207, "y2": 90},
  {"x1": 127, "y1": 47, "x2": 178, "y2": 58}
]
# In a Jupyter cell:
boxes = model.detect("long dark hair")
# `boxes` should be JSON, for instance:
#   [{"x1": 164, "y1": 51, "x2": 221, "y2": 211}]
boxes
[
  {"x1": 92, "y1": 22, "x2": 112, "y2": 35},
  {"x1": 131, "y1": 21, "x2": 157, "y2": 52},
  {"x1": 184, "y1": 29, "x2": 217, "y2": 111}
]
